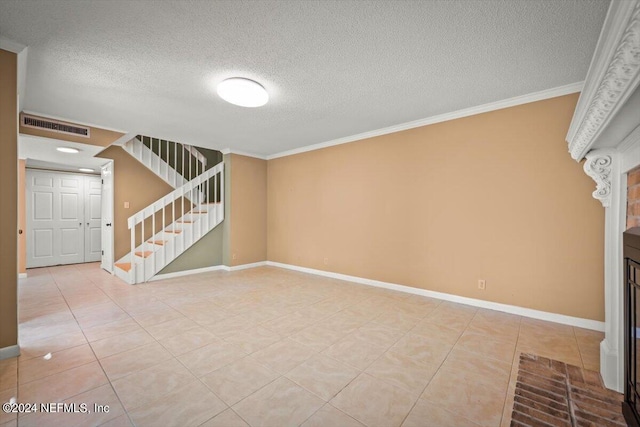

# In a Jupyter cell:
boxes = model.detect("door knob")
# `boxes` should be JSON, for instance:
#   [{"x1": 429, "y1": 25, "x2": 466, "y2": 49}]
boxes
[
  {"x1": 106, "y1": 223, "x2": 112, "y2": 227},
  {"x1": 18, "y1": 229, "x2": 22, "y2": 235}
]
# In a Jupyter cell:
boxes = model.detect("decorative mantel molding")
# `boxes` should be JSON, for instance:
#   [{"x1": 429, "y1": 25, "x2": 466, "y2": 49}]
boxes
[
  {"x1": 584, "y1": 150, "x2": 615, "y2": 207},
  {"x1": 567, "y1": 0, "x2": 640, "y2": 161}
]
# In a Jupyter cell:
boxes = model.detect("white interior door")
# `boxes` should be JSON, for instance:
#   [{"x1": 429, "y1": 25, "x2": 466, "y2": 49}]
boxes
[
  {"x1": 84, "y1": 175, "x2": 102, "y2": 262},
  {"x1": 101, "y1": 162, "x2": 114, "y2": 273},
  {"x1": 27, "y1": 170, "x2": 85, "y2": 268}
]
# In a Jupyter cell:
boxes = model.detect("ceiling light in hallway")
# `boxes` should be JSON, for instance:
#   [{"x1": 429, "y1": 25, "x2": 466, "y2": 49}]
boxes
[
  {"x1": 79, "y1": 168, "x2": 94, "y2": 173},
  {"x1": 217, "y1": 78, "x2": 269, "y2": 108},
  {"x1": 56, "y1": 147, "x2": 79, "y2": 153}
]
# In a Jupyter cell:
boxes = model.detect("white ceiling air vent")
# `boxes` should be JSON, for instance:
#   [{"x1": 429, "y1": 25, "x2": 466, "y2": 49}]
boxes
[{"x1": 22, "y1": 114, "x2": 90, "y2": 138}]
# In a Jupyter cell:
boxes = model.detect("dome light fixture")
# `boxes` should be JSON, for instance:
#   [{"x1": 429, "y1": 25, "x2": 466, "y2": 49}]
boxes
[
  {"x1": 217, "y1": 77, "x2": 268, "y2": 108},
  {"x1": 56, "y1": 147, "x2": 79, "y2": 154},
  {"x1": 79, "y1": 168, "x2": 94, "y2": 173}
]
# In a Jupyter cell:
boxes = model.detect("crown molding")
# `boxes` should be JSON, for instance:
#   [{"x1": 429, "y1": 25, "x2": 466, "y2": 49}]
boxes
[
  {"x1": 267, "y1": 81, "x2": 583, "y2": 160},
  {"x1": 0, "y1": 37, "x2": 26, "y2": 54},
  {"x1": 220, "y1": 148, "x2": 267, "y2": 160},
  {"x1": 567, "y1": 0, "x2": 640, "y2": 161}
]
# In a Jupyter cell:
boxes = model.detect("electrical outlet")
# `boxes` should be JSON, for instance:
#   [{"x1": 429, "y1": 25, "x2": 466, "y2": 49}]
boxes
[
  {"x1": 232, "y1": 253, "x2": 237, "y2": 260},
  {"x1": 478, "y1": 279, "x2": 486, "y2": 290},
  {"x1": 124, "y1": 201, "x2": 130, "y2": 209},
  {"x1": 323, "y1": 257, "x2": 329, "y2": 265}
]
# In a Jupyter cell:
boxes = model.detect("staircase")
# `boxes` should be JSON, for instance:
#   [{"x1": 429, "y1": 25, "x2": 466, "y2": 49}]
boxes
[
  {"x1": 113, "y1": 136, "x2": 223, "y2": 284},
  {"x1": 123, "y1": 135, "x2": 207, "y2": 189}
]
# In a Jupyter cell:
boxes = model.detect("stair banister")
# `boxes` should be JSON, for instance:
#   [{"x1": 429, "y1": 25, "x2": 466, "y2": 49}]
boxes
[{"x1": 125, "y1": 162, "x2": 224, "y2": 283}]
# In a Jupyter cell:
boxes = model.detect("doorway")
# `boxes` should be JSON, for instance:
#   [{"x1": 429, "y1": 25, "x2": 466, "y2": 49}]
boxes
[{"x1": 26, "y1": 169, "x2": 102, "y2": 268}]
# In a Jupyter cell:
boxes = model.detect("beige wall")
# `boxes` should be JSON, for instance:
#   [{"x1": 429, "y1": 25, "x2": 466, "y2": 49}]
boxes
[
  {"x1": 20, "y1": 112, "x2": 123, "y2": 147},
  {"x1": 0, "y1": 49, "x2": 18, "y2": 350},
  {"x1": 160, "y1": 225, "x2": 224, "y2": 273},
  {"x1": 267, "y1": 93, "x2": 605, "y2": 321},
  {"x1": 230, "y1": 154, "x2": 267, "y2": 266},
  {"x1": 18, "y1": 159, "x2": 26, "y2": 274},
  {"x1": 97, "y1": 146, "x2": 177, "y2": 260}
]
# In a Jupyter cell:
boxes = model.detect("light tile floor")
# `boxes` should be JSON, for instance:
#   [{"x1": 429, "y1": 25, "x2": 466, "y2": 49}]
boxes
[{"x1": 0, "y1": 263, "x2": 603, "y2": 427}]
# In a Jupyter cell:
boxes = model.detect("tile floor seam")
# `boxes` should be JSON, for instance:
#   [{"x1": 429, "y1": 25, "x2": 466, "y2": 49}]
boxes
[
  {"x1": 48, "y1": 266, "x2": 135, "y2": 427},
  {"x1": 396, "y1": 308, "x2": 473, "y2": 427},
  {"x1": 14, "y1": 264, "x2": 606, "y2": 427}
]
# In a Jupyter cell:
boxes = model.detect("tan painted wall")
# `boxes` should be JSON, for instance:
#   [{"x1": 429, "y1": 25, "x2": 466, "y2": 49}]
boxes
[
  {"x1": 97, "y1": 146, "x2": 178, "y2": 260},
  {"x1": 20, "y1": 112, "x2": 124, "y2": 147},
  {"x1": 230, "y1": 154, "x2": 267, "y2": 266},
  {"x1": 18, "y1": 159, "x2": 26, "y2": 274},
  {"x1": 267, "y1": 94, "x2": 605, "y2": 321},
  {"x1": 0, "y1": 49, "x2": 18, "y2": 350},
  {"x1": 160, "y1": 225, "x2": 224, "y2": 273}
]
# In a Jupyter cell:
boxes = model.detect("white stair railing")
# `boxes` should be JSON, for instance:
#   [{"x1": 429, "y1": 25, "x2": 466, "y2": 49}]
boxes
[
  {"x1": 123, "y1": 135, "x2": 208, "y2": 188},
  {"x1": 124, "y1": 161, "x2": 224, "y2": 284}
]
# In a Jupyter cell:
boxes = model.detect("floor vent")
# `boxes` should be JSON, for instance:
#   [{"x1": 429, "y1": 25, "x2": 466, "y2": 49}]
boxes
[{"x1": 21, "y1": 114, "x2": 90, "y2": 138}]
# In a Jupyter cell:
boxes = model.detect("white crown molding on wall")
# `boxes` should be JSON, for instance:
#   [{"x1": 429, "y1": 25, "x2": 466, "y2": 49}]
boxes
[
  {"x1": 566, "y1": 0, "x2": 640, "y2": 161},
  {"x1": 220, "y1": 148, "x2": 268, "y2": 160},
  {"x1": 0, "y1": 36, "x2": 26, "y2": 53},
  {"x1": 267, "y1": 81, "x2": 583, "y2": 160}
]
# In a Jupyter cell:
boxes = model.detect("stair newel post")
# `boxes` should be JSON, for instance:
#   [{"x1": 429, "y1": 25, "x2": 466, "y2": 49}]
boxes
[
  {"x1": 205, "y1": 176, "x2": 209, "y2": 231},
  {"x1": 141, "y1": 215, "x2": 145, "y2": 284},
  {"x1": 181, "y1": 184, "x2": 185, "y2": 256},
  {"x1": 130, "y1": 218, "x2": 135, "y2": 285},
  {"x1": 162, "y1": 196, "x2": 166, "y2": 270},
  {"x1": 199, "y1": 180, "x2": 203, "y2": 239},
  {"x1": 151, "y1": 202, "x2": 156, "y2": 278},
  {"x1": 171, "y1": 195, "x2": 175, "y2": 260},
  {"x1": 213, "y1": 169, "x2": 217, "y2": 224}
]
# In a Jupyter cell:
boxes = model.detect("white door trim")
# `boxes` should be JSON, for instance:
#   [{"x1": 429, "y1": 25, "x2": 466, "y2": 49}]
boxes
[{"x1": 101, "y1": 161, "x2": 114, "y2": 274}]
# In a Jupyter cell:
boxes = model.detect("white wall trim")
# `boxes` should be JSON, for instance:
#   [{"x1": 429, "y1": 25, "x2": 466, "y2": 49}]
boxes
[
  {"x1": 219, "y1": 148, "x2": 268, "y2": 160},
  {"x1": 265, "y1": 261, "x2": 605, "y2": 332},
  {"x1": 620, "y1": 125, "x2": 640, "y2": 173},
  {"x1": 267, "y1": 82, "x2": 583, "y2": 160},
  {"x1": 566, "y1": 0, "x2": 640, "y2": 160},
  {"x1": 149, "y1": 265, "x2": 227, "y2": 281},
  {"x1": 0, "y1": 345, "x2": 20, "y2": 360},
  {"x1": 0, "y1": 37, "x2": 27, "y2": 54},
  {"x1": 18, "y1": 273, "x2": 27, "y2": 279},
  {"x1": 149, "y1": 261, "x2": 268, "y2": 281},
  {"x1": 225, "y1": 261, "x2": 268, "y2": 271}
]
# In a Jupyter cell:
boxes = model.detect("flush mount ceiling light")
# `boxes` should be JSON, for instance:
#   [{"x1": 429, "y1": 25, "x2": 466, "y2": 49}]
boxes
[
  {"x1": 79, "y1": 168, "x2": 94, "y2": 173},
  {"x1": 56, "y1": 147, "x2": 79, "y2": 154},
  {"x1": 217, "y1": 78, "x2": 269, "y2": 107}
]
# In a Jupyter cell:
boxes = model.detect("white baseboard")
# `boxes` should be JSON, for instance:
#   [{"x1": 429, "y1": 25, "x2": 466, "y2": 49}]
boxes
[
  {"x1": 150, "y1": 261, "x2": 269, "y2": 282},
  {"x1": 600, "y1": 339, "x2": 622, "y2": 392},
  {"x1": 149, "y1": 265, "x2": 227, "y2": 281},
  {"x1": 225, "y1": 261, "x2": 268, "y2": 271},
  {"x1": 18, "y1": 273, "x2": 27, "y2": 279},
  {"x1": 265, "y1": 261, "x2": 605, "y2": 332},
  {"x1": 0, "y1": 345, "x2": 20, "y2": 360}
]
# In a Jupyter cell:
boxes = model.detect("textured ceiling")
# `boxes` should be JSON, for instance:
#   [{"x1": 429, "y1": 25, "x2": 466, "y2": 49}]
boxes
[{"x1": 0, "y1": 0, "x2": 609, "y2": 156}]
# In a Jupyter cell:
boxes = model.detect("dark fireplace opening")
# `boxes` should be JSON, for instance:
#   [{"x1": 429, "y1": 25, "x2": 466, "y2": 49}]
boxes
[{"x1": 624, "y1": 227, "x2": 640, "y2": 427}]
